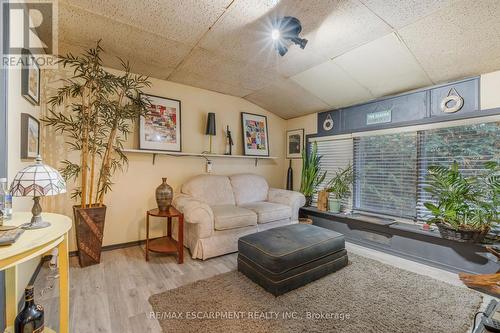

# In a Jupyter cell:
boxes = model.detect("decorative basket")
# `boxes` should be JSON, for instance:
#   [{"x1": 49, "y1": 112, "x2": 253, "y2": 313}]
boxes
[
  {"x1": 299, "y1": 218, "x2": 313, "y2": 225},
  {"x1": 435, "y1": 222, "x2": 489, "y2": 243}
]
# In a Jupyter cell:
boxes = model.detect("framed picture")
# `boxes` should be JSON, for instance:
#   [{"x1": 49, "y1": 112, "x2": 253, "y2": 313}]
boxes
[
  {"x1": 139, "y1": 94, "x2": 182, "y2": 152},
  {"x1": 286, "y1": 128, "x2": 304, "y2": 159},
  {"x1": 21, "y1": 49, "x2": 41, "y2": 105},
  {"x1": 241, "y1": 112, "x2": 269, "y2": 156},
  {"x1": 21, "y1": 113, "x2": 40, "y2": 159}
]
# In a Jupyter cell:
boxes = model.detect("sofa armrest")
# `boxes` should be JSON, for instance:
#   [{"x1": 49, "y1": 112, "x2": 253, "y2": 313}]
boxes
[
  {"x1": 267, "y1": 188, "x2": 306, "y2": 221},
  {"x1": 173, "y1": 194, "x2": 214, "y2": 238}
]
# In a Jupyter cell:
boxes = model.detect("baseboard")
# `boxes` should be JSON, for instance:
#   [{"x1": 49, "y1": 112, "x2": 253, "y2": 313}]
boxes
[
  {"x1": 17, "y1": 256, "x2": 50, "y2": 311},
  {"x1": 69, "y1": 238, "x2": 153, "y2": 257}
]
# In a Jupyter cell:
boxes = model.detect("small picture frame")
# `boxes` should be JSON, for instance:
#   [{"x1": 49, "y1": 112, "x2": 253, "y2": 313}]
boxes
[
  {"x1": 21, "y1": 49, "x2": 41, "y2": 105},
  {"x1": 286, "y1": 128, "x2": 304, "y2": 159},
  {"x1": 139, "y1": 93, "x2": 182, "y2": 152},
  {"x1": 21, "y1": 113, "x2": 40, "y2": 159},
  {"x1": 241, "y1": 112, "x2": 270, "y2": 156}
]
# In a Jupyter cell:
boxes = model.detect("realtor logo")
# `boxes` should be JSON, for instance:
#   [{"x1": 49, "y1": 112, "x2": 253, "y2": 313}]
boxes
[{"x1": 2, "y1": 0, "x2": 58, "y2": 67}]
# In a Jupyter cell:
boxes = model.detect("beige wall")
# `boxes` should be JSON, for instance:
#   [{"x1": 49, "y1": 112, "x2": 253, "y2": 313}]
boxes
[
  {"x1": 284, "y1": 113, "x2": 317, "y2": 192},
  {"x1": 42, "y1": 68, "x2": 287, "y2": 252},
  {"x1": 481, "y1": 70, "x2": 500, "y2": 110},
  {"x1": 7, "y1": 63, "x2": 41, "y2": 303}
]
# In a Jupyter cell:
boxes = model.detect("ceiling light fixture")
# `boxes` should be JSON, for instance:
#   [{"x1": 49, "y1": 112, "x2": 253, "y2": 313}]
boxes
[{"x1": 271, "y1": 16, "x2": 308, "y2": 56}]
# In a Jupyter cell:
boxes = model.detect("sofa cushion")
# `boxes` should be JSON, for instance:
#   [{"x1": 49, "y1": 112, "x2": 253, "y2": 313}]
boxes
[
  {"x1": 211, "y1": 205, "x2": 257, "y2": 231},
  {"x1": 240, "y1": 202, "x2": 291, "y2": 224},
  {"x1": 229, "y1": 174, "x2": 269, "y2": 205},
  {"x1": 181, "y1": 175, "x2": 235, "y2": 206}
]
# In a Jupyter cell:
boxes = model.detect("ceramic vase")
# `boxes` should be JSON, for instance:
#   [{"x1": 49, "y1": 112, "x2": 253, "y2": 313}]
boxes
[{"x1": 156, "y1": 178, "x2": 173, "y2": 212}]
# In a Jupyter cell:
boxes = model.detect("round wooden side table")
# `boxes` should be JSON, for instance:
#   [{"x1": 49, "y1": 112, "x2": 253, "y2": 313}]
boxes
[{"x1": 145, "y1": 206, "x2": 184, "y2": 264}]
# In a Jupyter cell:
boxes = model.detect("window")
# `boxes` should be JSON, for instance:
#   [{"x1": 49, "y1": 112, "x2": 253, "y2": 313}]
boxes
[
  {"x1": 313, "y1": 138, "x2": 353, "y2": 208},
  {"x1": 416, "y1": 122, "x2": 500, "y2": 221},
  {"x1": 353, "y1": 132, "x2": 417, "y2": 219},
  {"x1": 313, "y1": 120, "x2": 499, "y2": 222}
]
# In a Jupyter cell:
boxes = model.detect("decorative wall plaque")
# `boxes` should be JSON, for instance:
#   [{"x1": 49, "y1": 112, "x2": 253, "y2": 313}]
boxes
[{"x1": 440, "y1": 88, "x2": 464, "y2": 113}]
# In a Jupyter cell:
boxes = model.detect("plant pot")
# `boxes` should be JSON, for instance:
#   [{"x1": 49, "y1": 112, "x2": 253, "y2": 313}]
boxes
[
  {"x1": 305, "y1": 196, "x2": 313, "y2": 207},
  {"x1": 73, "y1": 204, "x2": 107, "y2": 267},
  {"x1": 435, "y1": 222, "x2": 489, "y2": 243},
  {"x1": 328, "y1": 198, "x2": 341, "y2": 213}
]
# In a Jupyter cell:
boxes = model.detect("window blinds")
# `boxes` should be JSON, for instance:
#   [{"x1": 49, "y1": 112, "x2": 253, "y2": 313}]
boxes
[
  {"x1": 353, "y1": 132, "x2": 418, "y2": 219},
  {"x1": 416, "y1": 121, "x2": 500, "y2": 221},
  {"x1": 313, "y1": 138, "x2": 353, "y2": 209}
]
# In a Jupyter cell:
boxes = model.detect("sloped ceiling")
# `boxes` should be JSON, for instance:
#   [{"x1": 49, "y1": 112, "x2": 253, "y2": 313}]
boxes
[{"x1": 55, "y1": 0, "x2": 500, "y2": 119}]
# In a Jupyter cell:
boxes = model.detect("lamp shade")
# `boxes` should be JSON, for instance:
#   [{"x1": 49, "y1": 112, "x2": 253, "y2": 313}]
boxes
[
  {"x1": 10, "y1": 156, "x2": 66, "y2": 197},
  {"x1": 205, "y1": 112, "x2": 216, "y2": 135}
]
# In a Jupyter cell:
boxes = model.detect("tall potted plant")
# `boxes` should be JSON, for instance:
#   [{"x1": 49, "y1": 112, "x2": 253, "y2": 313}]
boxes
[
  {"x1": 43, "y1": 42, "x2": 151, "y2": 266},
  {"x1": 325, "y1": 164, "x2": 353, "y2": 213},
  {"x1": 424, "y1": 161, "x2": 499, "y2": 243},
  {"x1": 300, "y1": 142, "x2": 326, "y2": 206}
]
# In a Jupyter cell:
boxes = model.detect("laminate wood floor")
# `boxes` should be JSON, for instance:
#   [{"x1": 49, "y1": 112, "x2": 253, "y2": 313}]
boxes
[
  {"x1": 33, "y1": 243, "x2": 489, "y2": 333},
  {"x1": 34, "y1": 246, "x2": 237, "y2": 333}
]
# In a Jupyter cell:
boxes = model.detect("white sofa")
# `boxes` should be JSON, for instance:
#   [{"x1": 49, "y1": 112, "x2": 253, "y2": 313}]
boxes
[{"x1": 173, "y1": 174, "x2": 306, "y2": 260}]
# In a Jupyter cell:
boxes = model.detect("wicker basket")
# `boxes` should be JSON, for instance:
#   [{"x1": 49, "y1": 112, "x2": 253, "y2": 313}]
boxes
[
  {"x1": 299, "y1": 218, "x2": 313, "y2": 225},
  {"x1": 435, "y1": 222, "x2": 489, "y2": 243}
]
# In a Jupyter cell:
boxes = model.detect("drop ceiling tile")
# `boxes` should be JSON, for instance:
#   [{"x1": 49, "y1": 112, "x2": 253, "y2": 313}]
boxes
[
  {"x1": 334, "y1": 33, "x2": 433, "y2": 97},
  {"x1": 169, "y1": 70, "x2": 254, "y2": 97},
  {"x1": 200, "y1": 0, "x2": 392, "y2": 71},
  {"x1": 58, "y1": 3, "x2": 191, "y2": 73},
  {"x1": 60, "y1": 0, "x2": 232, "y2": 45},
  {"x1": 398, "y1": 0, "x2": 500, "y2": 82},
  {"x1": 172, "y1": 47, "x2": 280, "y2": 92},
  {"x1": 296, "y1": 0, "x2": 392, "y2": 59},
  {"x1": 291, "y1": 61, "x2": 373, "y2": 107},
  {"x1": 57, "y1": 42, "x2": 175, "y2": 79},
  {"x1": 244, "y1": 79, "x2": 329, "y2": 119},
  {"x1": 360, "y1": 0, "x2": 457, "y2": 28}
]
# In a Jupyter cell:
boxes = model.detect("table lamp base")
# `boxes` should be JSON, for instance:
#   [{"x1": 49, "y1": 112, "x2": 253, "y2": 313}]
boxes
[{"x1": 20, "y1": 196, "x2": 51, "y2": 230}]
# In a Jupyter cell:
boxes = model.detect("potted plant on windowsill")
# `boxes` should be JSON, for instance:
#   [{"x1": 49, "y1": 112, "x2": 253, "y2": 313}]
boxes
[
  {"x1": 300, "y1": 142, "x2": 326, "y2": 206},
  {"x1": 325, "y1": 164, "x2": 353, "y2": 213},
  {"x1": 43, "y1": 42, "x2": 151, "y2": 266},
  {"x1": 423, "y1": 161, "x2": 499, "y2": 243}
]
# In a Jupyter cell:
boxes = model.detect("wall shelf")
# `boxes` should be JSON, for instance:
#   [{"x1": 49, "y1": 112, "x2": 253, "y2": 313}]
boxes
[{"x1": 122, "y1": 148, "x2": 278, "y2": 166}]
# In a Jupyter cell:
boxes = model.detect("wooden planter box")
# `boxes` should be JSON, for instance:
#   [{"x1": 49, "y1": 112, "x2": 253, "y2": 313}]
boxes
[{"x1": 73, "y1": 205, "x2": 106, "y2": 267}]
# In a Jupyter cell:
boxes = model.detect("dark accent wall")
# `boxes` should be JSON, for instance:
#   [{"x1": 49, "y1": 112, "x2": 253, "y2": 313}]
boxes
[{"x1": 316, "y1": 77, "x2": 486, "y2": 137}]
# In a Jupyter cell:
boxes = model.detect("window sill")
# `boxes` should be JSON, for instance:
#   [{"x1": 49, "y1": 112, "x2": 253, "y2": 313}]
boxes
[{"x1": 301, "y1": 207, "x2": 471, "y2": 241}]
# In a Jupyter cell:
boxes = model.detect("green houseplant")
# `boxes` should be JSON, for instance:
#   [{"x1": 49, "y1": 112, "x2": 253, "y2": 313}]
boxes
[
  {"x1": 325, "y1": 164, "x2": 353, "y2": 213},
  {"x1": 300, "y1": 142, "x2": 326, "y2": 206},
  {"x1": 43, "y1": 42, "x2": 151, "y2": 266},
  {"x1": 423, "y1": 161, "x2": 499, "y2": 243}
]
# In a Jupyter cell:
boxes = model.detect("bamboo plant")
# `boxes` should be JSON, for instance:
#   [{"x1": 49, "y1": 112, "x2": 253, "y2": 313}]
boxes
[
  {"x1": 300, "y1": 142, "x2": 327, "y2": 206},
  {"x1": 43, "y1": 41, "x2": 151, "y2": 208}
]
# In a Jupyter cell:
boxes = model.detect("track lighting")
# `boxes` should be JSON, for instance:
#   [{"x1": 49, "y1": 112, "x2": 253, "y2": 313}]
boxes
[{"x1": 271, "y1": 16, "x2": 308, "y2": 56}]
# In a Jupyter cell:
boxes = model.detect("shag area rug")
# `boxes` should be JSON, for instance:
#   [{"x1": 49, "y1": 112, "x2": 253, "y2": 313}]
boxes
[{"x1": 149, "y1": 254, "x2": 482, "y2": 333}]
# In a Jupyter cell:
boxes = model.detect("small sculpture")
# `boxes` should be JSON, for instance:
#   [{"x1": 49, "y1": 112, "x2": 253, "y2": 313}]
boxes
[{"x1": 225, "y1": 125, "x2": 234, "y2": 155}]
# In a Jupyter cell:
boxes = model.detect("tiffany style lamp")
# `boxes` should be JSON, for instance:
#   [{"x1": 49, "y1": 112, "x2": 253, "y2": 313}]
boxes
[{"x1": 10, "y1": 155, "x2": 66, "y2": 229}]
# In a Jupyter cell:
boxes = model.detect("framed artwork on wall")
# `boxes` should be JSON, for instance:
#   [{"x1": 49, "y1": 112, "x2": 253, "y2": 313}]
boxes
[
  {"x1": 286, "y1": 128, "x2": 304, "y2": 159},
  {"x1": 21, "y1": 49, "x2": 40, "y2": 105},
  {"x1": 241, "y1": 112, "x2": 269, "y2": 156},
  {"x1": 20, "y1": 113, "x2": 40, "y2": 159},
  {"x1": 139, "y1": 94, "x2": 181, "y2": 152}
]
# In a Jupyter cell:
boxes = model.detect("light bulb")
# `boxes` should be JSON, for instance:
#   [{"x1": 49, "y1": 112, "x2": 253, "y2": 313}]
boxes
[{"x1": 271, "y1": 29, "x2": 280, "y2": 40}]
